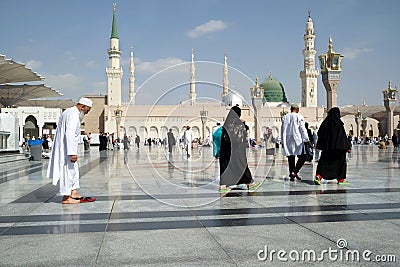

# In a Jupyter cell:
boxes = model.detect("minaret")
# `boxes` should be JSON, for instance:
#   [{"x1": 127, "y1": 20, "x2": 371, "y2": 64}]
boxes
[
  {"x1": 221, "y1": 51, "x2": 229, "y2": 102},
  {"x1": 106, "y1": 3, "x2": 123, "y2": 106},
  {"x1": 300, "y1": 11, "x2": 319, "y2": 107},
  {"x1": 189, "y1": 49, "x2": 196, "y2": 105},
  {"x1": 129, "y1": 47, "x2": 135, "y2": 104}
]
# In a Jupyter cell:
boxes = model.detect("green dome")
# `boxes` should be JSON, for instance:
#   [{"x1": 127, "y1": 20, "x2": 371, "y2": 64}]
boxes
[{"x1": 259, "y1": 73, "x2": 288, "y2": 103}]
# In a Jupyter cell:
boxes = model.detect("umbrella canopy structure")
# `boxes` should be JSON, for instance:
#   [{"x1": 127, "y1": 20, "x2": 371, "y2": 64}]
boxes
[
  {"x1": 0, "y1": 54, "x2": 63, "y2": 107},
  {"x1": 0, "y1": 55, "x2": 43, "y2": 84},
  {"x1": 0, "y1": 84, "x2": 63, "y2": 107}
]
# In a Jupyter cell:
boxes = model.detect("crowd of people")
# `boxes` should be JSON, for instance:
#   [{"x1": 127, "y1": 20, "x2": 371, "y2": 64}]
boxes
[{"x1": 39, "y1": 97, "x2": 399, "y2": 204}]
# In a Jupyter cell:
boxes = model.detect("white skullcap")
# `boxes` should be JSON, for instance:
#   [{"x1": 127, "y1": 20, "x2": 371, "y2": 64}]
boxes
[{"x1": 78, "y1": 97, "x2": 93, "y2": 107}]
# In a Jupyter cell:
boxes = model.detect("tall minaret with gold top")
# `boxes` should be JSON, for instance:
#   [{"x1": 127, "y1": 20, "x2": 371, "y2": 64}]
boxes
[
  {"x1": 106, "y1": 3, "x2": 123, "y2": 106},
  {"x1": 300, "y1": 11, "x2": 319, "y2": 107},
  {"x1": 189, "y1": 49, "x2": 196, "y2": 105}
]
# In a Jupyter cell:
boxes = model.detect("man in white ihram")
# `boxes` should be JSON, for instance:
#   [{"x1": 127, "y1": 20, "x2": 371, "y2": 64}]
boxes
[
  {"x1": 47, "y1": 97, "x2": 96, "y2": 204},
  {"x1": 184, "y1": 125, "x2": 194, "y2": 158}
]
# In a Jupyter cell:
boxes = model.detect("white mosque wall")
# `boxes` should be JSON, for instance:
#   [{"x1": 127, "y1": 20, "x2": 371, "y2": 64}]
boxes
[
  {"x1": 1, "y1": 107, "x2": 62, "y2": 144},
  {"x1": 103, "y1": 103, "x2": 325, "y2": 141},
  {"x1": 0, "y1": 113, "x2": 19, "y2": 151}
]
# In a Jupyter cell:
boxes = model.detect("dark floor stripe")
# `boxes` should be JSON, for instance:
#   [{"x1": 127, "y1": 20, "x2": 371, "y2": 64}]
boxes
[
  {"x1": 1, "y1": 202, "x2": 399, "y2": 224},
  {"x1": 12, "y1": 186, "x2": 400, "y2": 203},
  {"x1": 2, "y1": 211, "x2": 400, "y2": 236}
]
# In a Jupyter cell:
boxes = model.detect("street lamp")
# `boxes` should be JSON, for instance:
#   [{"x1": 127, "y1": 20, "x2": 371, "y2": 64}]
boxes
[
  {"x1": 200, "y1": 107, "x2": 208, "y2": 144},
  {"x1": 318, "y1": 36, "x2": 344, "y2": 111},
  {"x1": 383, "y1": 81, "x2": 398, "y2": 139},
  {"x1": 114, "y1": 105, "x2": 122, "y2": 139}
]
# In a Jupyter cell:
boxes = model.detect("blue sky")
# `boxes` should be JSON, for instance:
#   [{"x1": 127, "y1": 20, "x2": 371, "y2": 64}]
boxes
[{"x1": 1, "y1": 0, "x2": 399, "y2": 107}]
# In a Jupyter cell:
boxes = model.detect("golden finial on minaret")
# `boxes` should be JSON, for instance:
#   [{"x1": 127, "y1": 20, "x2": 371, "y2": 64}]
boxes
[
  {"x1": 255, "y1": 76, "x2": 259, "y2": 86},
  {"x1": 328, "y1": 36, "x2": 333, "y2": 52},
  {"x1": 308, "y1": 10, "x2": 311, "y2": 18}
]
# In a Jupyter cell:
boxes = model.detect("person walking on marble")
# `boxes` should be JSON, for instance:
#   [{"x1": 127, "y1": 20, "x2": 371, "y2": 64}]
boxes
[
  {"x1": 47, "y1": 97, "x2": 96, "y2": 204},
  {"x1": 212, "y1": 122, "x2": 222, "y2": 158},
  {"x1": 219, "y1": 106, "x2": 259, "y2": 192},
  {"x1": 314, "y1": 107, "x2": 351, "y2": 185},
  {"x1": 167, "y1": 129, "x2": 176, "y2": 153},
  {"x1": 281, "y1": 103, "x2": 312, "y2": 181},
  {"x1": 183, "y1": 125, "x2": 194, "y2": 158}
]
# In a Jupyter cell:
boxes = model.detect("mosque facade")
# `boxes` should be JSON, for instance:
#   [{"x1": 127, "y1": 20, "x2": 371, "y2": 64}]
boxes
[
  {"x1": 1, "y1": 6, "x2": 398, "y2": 153},
  {"x1": 91, "y1": 6, "x2": 330, "y2": 142}
]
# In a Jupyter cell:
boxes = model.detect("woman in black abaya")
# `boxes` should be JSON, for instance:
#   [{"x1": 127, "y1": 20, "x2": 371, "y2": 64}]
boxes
[
  {"x1": 219, "y1": 106, "x2": 258, "y2": 192},
  {"x1": 314, "y1": 107, "x2": 351, "y2": 185}
]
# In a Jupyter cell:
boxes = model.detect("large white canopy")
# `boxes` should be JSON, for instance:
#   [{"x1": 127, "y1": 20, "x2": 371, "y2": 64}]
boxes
[
  {"x1": 0, "y1": 84, "x2": 63, "y2": 107},
  {"x1": 0, "y1": 54, "x2": 63, "y2": 107},
  {"x1": 0, "y1": 55, "x2": 43, "y2": 84}
]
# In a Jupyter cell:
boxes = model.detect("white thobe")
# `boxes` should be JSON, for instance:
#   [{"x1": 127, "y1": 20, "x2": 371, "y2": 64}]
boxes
[
  {"x1": 184, "y1": 129, "x2": 194, "y2": 156},
  {"x1": 281, "y1": 112, "x2": 309, "y2": 156},
  {"x1": 47, "y1": 106, "x2": 81, "y2": 195}
]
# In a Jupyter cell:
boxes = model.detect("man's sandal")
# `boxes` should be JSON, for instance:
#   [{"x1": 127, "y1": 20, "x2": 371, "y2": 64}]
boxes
[{"x1": 72, "y1": 197, "x2": 97, "y2": 203}]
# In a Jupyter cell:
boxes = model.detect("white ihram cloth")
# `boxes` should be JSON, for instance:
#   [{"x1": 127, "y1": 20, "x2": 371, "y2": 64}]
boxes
[
  {"x1": 184, "y1": 129, "x2": 194, "y2": 156},
  {"x1": 281, "y1": 112, "x2": 310, "y2": 156},
  {"x1": 47, "y1": 106, "x2": 81, "y2": 195}
]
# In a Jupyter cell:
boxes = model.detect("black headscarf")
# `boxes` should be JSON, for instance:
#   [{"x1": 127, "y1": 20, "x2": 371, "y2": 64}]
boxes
[
  {"x1": 316, "y1": 107, "x2": 350, "y2": 151},
  {"x1": 222, "y1": 106, "x2": 246, "y2": 144}
]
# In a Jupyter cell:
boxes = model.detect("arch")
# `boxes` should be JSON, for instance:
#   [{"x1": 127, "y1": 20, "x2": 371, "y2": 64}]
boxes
[
  {"x1": 369, "y1": 124, "x2": 373, "y2": 137},
  {"x1": 149, "y1": 126, "x2": 158, "y2": 138},
  {"x1": 128, "y1": 126, "x2": 137, "y2": 137},
  {"x1": 139, "y1": 126, "x2": 147, "y2": 140},
  {"x1": 24, "y1": 115, "x2": 39, "y2": 139},
  {"x1": 192, "y1": 126, "x2": 200, "y2": 139},
  {"x1": 160, "y1": 126, "x2": 169, "y2": 139}
]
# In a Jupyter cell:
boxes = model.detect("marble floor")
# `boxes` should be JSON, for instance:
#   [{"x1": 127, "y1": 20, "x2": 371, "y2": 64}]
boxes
[{"x1": 0, "y1": 145, "x2": 399, "y2": 266}]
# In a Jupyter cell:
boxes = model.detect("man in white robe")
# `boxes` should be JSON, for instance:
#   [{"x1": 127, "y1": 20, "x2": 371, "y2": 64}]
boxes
[
  {"x1": 281, "y1": 103, "x2": 312, "y2": 181},
  {"x1": 47, "y1": 97, "x2": 95, "y2": 204},
  {"x1": 184, "y1": 126, "x2": 194, "y2": 158}
]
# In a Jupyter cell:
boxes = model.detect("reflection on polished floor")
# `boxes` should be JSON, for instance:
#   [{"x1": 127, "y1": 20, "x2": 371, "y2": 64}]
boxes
[{"x1": 0, "y1": 145, "x2": 399, "y2": 266}]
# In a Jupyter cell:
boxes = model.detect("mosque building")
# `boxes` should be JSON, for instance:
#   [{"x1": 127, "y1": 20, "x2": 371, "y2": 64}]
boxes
[
  {"x1": 0, "y1": 6, "x2": 398, "y2": 153},
  {"x1": 84, "y1": 6, "x2": 328, "y2": 142}
]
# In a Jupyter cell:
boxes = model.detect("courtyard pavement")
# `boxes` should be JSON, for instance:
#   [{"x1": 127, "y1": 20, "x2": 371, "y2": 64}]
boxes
[{"x1": 0, "y1": 144, "x2": 399, "y2": 266}]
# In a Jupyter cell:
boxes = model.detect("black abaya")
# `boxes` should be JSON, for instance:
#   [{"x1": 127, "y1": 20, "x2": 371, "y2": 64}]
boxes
[
  {"x1": 316, "y1": 107, "x2": 350, "y2": 180},
  {"x1": 219, "y1": 106, "x2": 253, "y2": 186}
]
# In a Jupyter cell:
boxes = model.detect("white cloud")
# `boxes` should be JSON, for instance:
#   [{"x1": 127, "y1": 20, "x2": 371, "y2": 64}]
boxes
[
  {"x1": 64, "y1": 51, "x2": 76, "y2": 61},
  {"x1": 187, "y1": 19, "x2": 227, "y2": 39},
  {"x1": 91, "y1": 81, "x2": 106, "y2": 90},
  {"x1": 25, "y1": 59, "x2": 42, "y2": 70},
  {"x1": 343, "y1": 47, "x2": 373, "y2": 59},
  {"x1": 136, "y1": 57, "x2": 187, "y2": 74},
  {"x1": 86, "y1": 60, "x2": 97, "y2": 69},
  {"x1": 43, "y1": 73, "x2": 84, "y2": 96}
]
